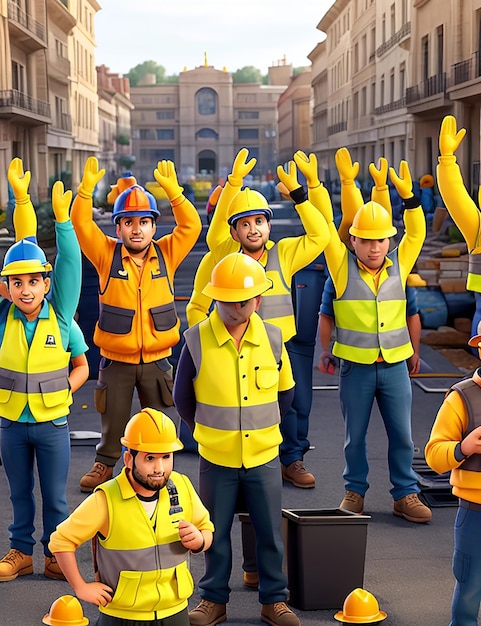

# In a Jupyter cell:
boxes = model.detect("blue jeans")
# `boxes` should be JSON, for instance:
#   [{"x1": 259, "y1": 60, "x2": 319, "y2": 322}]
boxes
[
  {"x1": 198, "y1": 457, "x2": 287, "y2": 604},
  {"x1": 450, "y1": 506, "x2": 481, "y2": 625},
  {"x1": 0, "y1": 418, "x2": 70, "y2": 556},
  {"x1": 339, "y1": 359, "x2": 418, "y2": 500},
  {"x1": 280, "y1": 264, "x2": 325, "y2": 466}
]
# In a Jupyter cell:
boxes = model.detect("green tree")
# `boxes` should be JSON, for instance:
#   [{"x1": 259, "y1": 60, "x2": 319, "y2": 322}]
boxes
[
  {"x1": 126, "y1": 61, "x2": 167, "y2": 86},
  {"x1": 232, "y1": 66, "x2": 266, "y2": 84}
]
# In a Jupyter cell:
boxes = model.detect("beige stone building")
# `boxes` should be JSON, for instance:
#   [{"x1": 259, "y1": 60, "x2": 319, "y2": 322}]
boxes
[
  {"x1": 277, "y1": 68, "x2": 312, "y2": 166},
  {"x1": 130, "y1": 59, "x2": 292, "y2": 186},
  {"x1": 313, "y1": 0, "x2": 481, "y2": 197}
]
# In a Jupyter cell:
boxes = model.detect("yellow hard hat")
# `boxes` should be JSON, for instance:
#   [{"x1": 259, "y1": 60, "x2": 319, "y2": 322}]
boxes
[
  {"x1": 121, "y1": 408, "x2": 183, "y2": 453},
  {"x1": 420, "y1": 174, "x2": 434, "y2": 188},
  {"x1": 202, "y1": 252, "x2": 272, "y2": 302},
  {"x1": 334, "y1": 588, "x2": 387, "y2": 623},
  {"x1": 227, "y1": 188, "x2": 273, "y2": 226},
  {"x1": 349, "y1": 201, "x2": 397, "y2": 240},
  {"x1": 42, "y1": 595, "x2": 89, "y2": 626}
]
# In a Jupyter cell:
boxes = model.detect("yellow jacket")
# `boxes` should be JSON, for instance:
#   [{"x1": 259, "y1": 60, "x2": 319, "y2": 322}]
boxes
[{"x1": 183, "y1": 308, "x2": 294, "y2": 468}]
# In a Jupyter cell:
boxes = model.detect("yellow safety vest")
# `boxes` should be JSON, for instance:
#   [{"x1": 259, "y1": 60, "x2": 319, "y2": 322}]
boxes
[
  {"x1": 467, "y1": 253, "x2": 481, "y2": 292},
  {"x1": 333, "y1": 250, "x2": 412, "y2": 364},
  {"x1": 0, "y1": 303, "x2": 71, "y2": 421},
  {"x1": 96, "y1": 468, "x2": 194, "y2": 621},
  {"x1": 184, "y1": 310, "x2": 283, "y2": 468},
  {"x1": 258, "y1": 245, "x2": 295, "y2": 341}
]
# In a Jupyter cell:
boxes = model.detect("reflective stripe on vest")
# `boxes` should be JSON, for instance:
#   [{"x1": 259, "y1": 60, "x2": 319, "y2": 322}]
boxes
[
  {"x1": 467, "y1": 253, "x2": 481, "y2": 292},
  {"x1": 258, "y1": 246, "x2": 295, "y2": 340},
  {"x1": 332, "y1": 250, "x2": 412, "y2": 364},
  {"x1": 448, "y1": 378, "x2": 481, "y2": 472},
  {"x1": 0, "y1": 303, "x2": 71, "y2": 421}
]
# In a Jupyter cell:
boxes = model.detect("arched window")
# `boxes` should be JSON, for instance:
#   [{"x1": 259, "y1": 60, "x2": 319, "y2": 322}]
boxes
[
  {"x1": 196, "y1": 128, "x2": 218, "y2": 139},
  {"x1": 196, "y1": 88, "x2": 217, "y2": 115}
]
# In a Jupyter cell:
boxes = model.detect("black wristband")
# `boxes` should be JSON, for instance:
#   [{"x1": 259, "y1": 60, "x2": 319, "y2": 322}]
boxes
[
  {"x1": 402, "y1": 195, "x2": 421, "y2": 210},
  {"x1": 289, "y1": 186, "x2": 308, "y2": 204}
]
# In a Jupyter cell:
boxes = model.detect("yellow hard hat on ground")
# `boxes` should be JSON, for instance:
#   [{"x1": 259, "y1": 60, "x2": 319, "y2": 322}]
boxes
[
  {"x1": 349, "y1": 201, "x2": 397, "y2": 240},
  {"x1": 42, "y1": 595, "x2": 89, "y2": 625},
  {"x1": 121, "y1": 408, "x2": 183, "y2": 453},
  {"x1": 334, "y1": 588, "x2": 387, "y2": 623},
  {"x1": 202, "y1": 253, "x2": 272, "y2": 302}
]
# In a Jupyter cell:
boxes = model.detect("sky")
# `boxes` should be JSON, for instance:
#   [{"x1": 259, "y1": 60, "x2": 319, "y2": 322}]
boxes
[{"x1": 95, "y1": 0, "x2": 336, "y2": 77}]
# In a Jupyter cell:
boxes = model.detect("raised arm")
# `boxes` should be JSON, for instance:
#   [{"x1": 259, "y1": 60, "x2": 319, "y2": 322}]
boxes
[
  {"x1": 7, "y1": 158, "x2": 36, "y2": 241},
  {"x1": 369, "y1": 157, "x2": 391, "y2": 217},
  {"x1": 335, "y1": 148, "x2": 364, "y2": 245}
]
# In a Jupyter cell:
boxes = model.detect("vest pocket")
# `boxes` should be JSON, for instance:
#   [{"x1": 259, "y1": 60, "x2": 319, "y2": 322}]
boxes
[
  {"x1": 0, "y1": 375, "x2": 14, "y2": 404},
  {"x1": 255, "y1": 366, "x2": 279, "y2": 390},
  {"x1": 99, "y1": 303, "x2": 135, "y2": 335},
  {"x1": 150, "y1": 302, "x2": 178, "y2": 331},
  {"x1": 40, "y1": 378, "x2": 70, "y2": 408},
  {"x1": 175, "y1": 563, "x2": 194, "y2": 599}
]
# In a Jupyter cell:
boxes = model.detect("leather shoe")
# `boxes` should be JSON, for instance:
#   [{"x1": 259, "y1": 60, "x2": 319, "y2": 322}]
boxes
[
  {"x1": 0, "y1": 549, "x2": 33, "y2": 581},
  {"x1": 44, "y1": 555, "x2": 66, "y2": 580},
  {"x1": 188, "y1": 599, "x2": 226, "y2": 626},
  {"x1": 80, "y1": 462, "x2": 113, "y2": 493},
  {"x1": 393, "y1": 493, "x2": 432, "y2": 523},
  {"x1": 243, "y1": 570, "x2": 259, "y2": 589},
  {"x1": 281, "y1": 461, "x2": 315, "y2": 488},
  {"x1": 340, "y1": 491, "x2": 364, "y2": 514},
  {"x1": 261, "y1": 602, "x2": 300, "y2": 626}
]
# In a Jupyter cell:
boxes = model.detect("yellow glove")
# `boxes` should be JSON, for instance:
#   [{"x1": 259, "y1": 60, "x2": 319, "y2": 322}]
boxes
[
  {"x1": 78, "y1": 156, "x2": 105, "y2": 198},
  {"x1": 52, "y1": 181, "x2": 72, "y2": 223},
  {"x1": 335, "y1": 148, "x2": 359, "y2": 184},
  {"x1": 439, "y1": 115, "x2": 466, "y2": 157},
  {"x1": 389, "y1": 161, "x2": 413, "y2": 200},
  {"x1": 276, "y1": 161, "x2": 300, "y2": 193},
  {"x1": 293, "y1": 151, "x2": 320, "y2": 188},
  {"x1": 369, "y1": 157, "x2": 389, "y2": 190},
  {"x1": 228, "y1": 148, "x2": 256, "y2": 187},
  {"x1": 8, "y1": 158, "x2": 31, "y2": 205},
  {"x1": 154, "y1": 160, "x2": 183, "y2": 203}
]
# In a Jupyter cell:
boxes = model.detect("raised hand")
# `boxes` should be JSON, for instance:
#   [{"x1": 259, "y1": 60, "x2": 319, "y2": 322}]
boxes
[
  {"x1": 79, "y1": 156, "x2": 105, "y2": 197},
  {"x1": 294, "y1": 151, "x2": 320, "y2": 188},
  {"x1": 7, "y1": 158, "x2": 31, "y2": 203},
  {"x1": 52, "y1": 181, "x2": 72, "y2": 223},
  {"x1": 389, "y1": 160, "x2": 413, "y2": 200},
  {"x1": 439, "y1": 115, "x2": 466, "y2": 157},
  {"x1": 153, "y1": 160, "x2": 183, "y2": 202},
  {"x1": 335, "y1": 147, "x2": 359, "y2": 183},
  {"x1": 228, "y1": 148, "x2": 256, "y2": 187}
]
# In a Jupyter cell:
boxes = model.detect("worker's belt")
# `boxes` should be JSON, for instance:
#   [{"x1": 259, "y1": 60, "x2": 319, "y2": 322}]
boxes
[{"x1": 459, "y1": 498, "x2": 481, "y2": 512}]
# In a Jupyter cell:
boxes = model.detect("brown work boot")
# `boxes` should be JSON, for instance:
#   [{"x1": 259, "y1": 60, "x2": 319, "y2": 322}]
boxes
[
  {"x1": 393, "y1": 493, "x2": 432, "y2": 523},
  {"x1": 188, "y1": 600, "x2": 226, "y2": 626},
  {"x1": 261, "y1": 602, "x2": 300, "y2": 626},
  {"x1": 340, "y1": 491, "x2": 364, "y2": 514},
  {"x1": 44, "y1": 556, "x2": 66, "y2": 580},
  {"x1": 243, "y1": 570, "x2": 259, "y2": 589},
  {"x1": 80, "y1": 462, "x2": 113, "y2": 493},
  {"x1": 0, "y1": 549, "x2": 33, "y2": 581},
  {"x1": 281, "y1": 461, "x2": 315, "y2": 488}
]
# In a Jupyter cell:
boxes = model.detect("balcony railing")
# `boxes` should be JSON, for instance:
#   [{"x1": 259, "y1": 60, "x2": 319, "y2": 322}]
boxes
[
  {"x1": 8, "y1": 1, "x2": 46, "y2": 43},
  {"x1": 0, "y1": 89, "x2": 50, "y2": 118},
  {"x1": 327, "y1": 121, "x2": 347, "y2": 136},
  {"x1": 406, "y1": 73, "x2": 446, "y2": 104},
  {"x1": 374, "y1": 97, "x2": 407, "y2": 115},
  {"x1": 376, "y1": 22, "x2": 411, "y2": 57},
  {"x1": 451, "y1": 51, "x2": 481, "y2": 86}
]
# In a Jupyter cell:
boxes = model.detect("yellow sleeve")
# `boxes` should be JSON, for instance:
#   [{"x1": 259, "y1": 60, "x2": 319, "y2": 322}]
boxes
[
  {"x1": 437, "y1": 155, "x2": 481, "y2": 251},
  {"x1": 338, "y1": 181, "x2": 364, "y2": 247},
  {"x1": 205, "y1": 181, "x2": 240, "y2": 250},
  {"x1": 425, "y1": 391, "x2": 468, "y2": 475},
  {"x1": 371, "y1": 186, "x2": 392, "y2": 219},
  {"x1": 278, "y1": 341, "x2": 295, "y2": 391},
  {"x1": 186, "y1": 251, "x2": 218, "y2": 327},
  {"x1": 276, "y1": 199, "x2": 330, "y2": 279},
  {"x1": 70, "y1": 191, "x2": 111, "y2": 267},
  {"x1": 49, "y1": 491, "x2": 109, "y2": 553},
  {"x1": 13, "y1": 198, "x2": 37, "y2": 241},
  {"x1": 397, "y1": 206, "x2": 426, "y2": 284}
]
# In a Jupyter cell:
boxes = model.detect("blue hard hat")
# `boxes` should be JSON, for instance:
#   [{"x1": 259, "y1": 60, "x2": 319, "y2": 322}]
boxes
[
  {"x1": 111, "y1": 185, "x2": 160, "y2": 223},
  {"x1": 1, "y1": 239, "x2": 52, "y2": 276}
]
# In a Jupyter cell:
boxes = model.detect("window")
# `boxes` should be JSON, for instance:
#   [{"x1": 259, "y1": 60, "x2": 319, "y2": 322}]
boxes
[
  {"x1": 390, "y1": 69, "x2": 395, "y2": 102},
  {"x1": 400, "y1": 63, "x2": 406, "y2": 98},
  {"x1": 361, "y1": 86, "x2": 367, "y2": 116},
  {"x1": 238, "y1": 128, "x2": 259, "y2": 140},
  {"x1": 436, "y1": 25, "x2": 444, "y2": 75},
  {"x1": 156, "y1": 129, "x2": 174, "y2": 140},
  {"x1": 140, "y1": 129, "x2": 155, "y2": 140},
  {"x1": 238, "y1": 111, "x2": 259, "y2": 119},
  {"x1": 196, "y1": 128, "x2": 218, "y2": 139},
  {"x1": 156, "y1": 110, "x2": 175, "y2": 119},
  {"x1": 422, "y1": 35, "x2": 429, "y2": 80},
  {"x1": 11, "y1": 61, "x2": 25, "y2": 92},
  {"x1": 390, "y1": 4, "x2": 395, "y2": 37},
  {"x1": 140, "y1": 149, "x2": 175, "y2": 161},
  {"x1": 196, "y1": 88, "x2": 217, "y2": 115}
]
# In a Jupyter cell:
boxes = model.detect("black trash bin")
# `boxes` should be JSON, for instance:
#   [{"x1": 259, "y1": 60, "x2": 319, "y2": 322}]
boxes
[{"x1": 282, "y1": 508, "x2": 370, "y2": 610}]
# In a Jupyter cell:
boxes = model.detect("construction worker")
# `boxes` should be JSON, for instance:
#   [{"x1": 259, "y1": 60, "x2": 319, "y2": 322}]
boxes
[
  {"x1": 0, "y1": 160, "x2": 85, "y2": 582},
  {"x1": 296, "y1": 149, "x2": 431, "y2": 523},
  {"x1": 186, "y1": 149, "x2": 331, "y2": 488},
  {"x1": 174, "y1": 253, "x2": 300, "y2": 626},
  {"x1": 49, "y1": 409, "x2": 213, "y2": 626},
  {"x1": 70, "y1": 157, "x2": 202, "y2": 493},
  {"x1": 436, "y1": 115, "x2": 481, "y2": 342}
]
